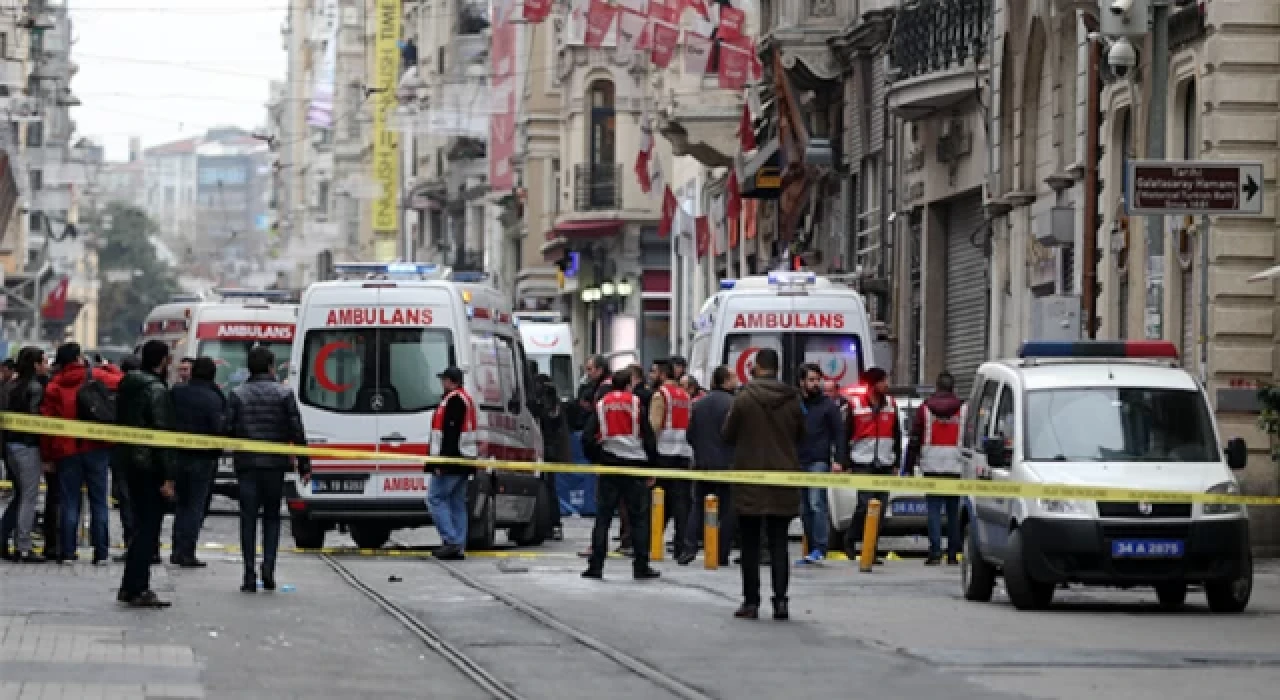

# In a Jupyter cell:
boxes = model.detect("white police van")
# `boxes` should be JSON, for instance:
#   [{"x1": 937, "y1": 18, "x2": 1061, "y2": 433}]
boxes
[
  {"x1": 285, "y1": 263, "x2": 550, "y2": 550},
  {"x1": 960, "y1": 340, "x2": 1252, "y2": 612}
]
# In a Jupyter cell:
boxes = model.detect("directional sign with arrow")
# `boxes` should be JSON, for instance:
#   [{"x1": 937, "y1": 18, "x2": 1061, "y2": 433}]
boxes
[{"x1": 1128, "y1": 160, "x2": 1265, "y2": 216}]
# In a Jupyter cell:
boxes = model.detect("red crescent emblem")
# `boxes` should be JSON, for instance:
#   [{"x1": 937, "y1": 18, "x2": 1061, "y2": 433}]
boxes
[
  {"x1": 528, "y1": 334, "x2": 559, "y2": 349},
  {"x1": 822, "y1": 357, "x2": 848, "y2": 385},
  {"x1": 314, "y1": 340, "x2": 354, "y2": 393},
  {"x1": 734, "y1": 347, "x2": 761, "y2": 383}
]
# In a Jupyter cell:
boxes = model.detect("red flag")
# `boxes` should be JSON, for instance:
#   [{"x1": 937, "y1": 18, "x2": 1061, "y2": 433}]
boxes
[
  {"x1": 718, "y1": 38, "x2": 750, "y2": 90},
  {"x1": 749, "y1": 41, "x2": 764, "y2": 82},
  {"x1": 681, "y1": 0, "x2": 710, "y2": 19},
  {"x1": 726, "y1": 168, "x2": 742, "y2": 220},
  {"x1": 695, "y1": 216, "x2": 710, "y2": 259},
  {"x1": 585, "y1": 0, "x2": 618, "y2": 49},
  {"x1": 659, "y1": 186, "x2": 677, "y2": 238},
  {"x1": 684, "y1": 30, "x2": 713, "y2": 75},
  {"x1": 650, "y1": 0, "x2": 678, "y2": 23},
  {"x1": 719, "y1": 5, "x2": 745, "y2": 41},
  {"x1": 523, "y1": 0, "x2": 553, "y2": 23},
  {"x1": 650, "y1": 20, "x2": 680, "y2": 68},
  {"x1": 617, "y1": 9, "x2": 648, "y2": 56},
  {"x1": 738, "y1": 103, "x2": 756, "y2": 153},
  {"x1": 41, "y1": 276, "x2": 69, "y2": 320},
  {"x1": 634, "y1": 150, "x2": 652, "y2": 193}
]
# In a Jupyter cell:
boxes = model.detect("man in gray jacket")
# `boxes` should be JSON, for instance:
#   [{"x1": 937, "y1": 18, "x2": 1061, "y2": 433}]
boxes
[
  {"x1": 677, "y1": 365, "x2": 737, "y2": 566},
  {"x1": 227, "y1": 346, "x2": 310, "y2": 593}
]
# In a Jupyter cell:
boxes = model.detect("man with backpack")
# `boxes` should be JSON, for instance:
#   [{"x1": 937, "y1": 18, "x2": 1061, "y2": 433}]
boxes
[{"x1": 39, "y1": 343, "x2": 123, "y2": 564}]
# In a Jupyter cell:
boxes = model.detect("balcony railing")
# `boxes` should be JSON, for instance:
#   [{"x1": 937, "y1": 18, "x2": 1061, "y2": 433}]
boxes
[
  {"x1": 574, "y1": 163, "x2": 621, "y2": 211},
  {"x1": 890, "y1": 0, "x2": 990, "y2": 80}
]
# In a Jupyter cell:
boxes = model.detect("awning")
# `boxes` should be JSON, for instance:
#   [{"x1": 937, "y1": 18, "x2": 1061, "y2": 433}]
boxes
[
  {"x1": 1248, "y1": 264, "x2": 1280, "y2": 282},
  {"x1": 547, "y1": 219, "x2": 624, "y2": 240},
  {"x1": 741, "y1": 140, "x2": 781, "y2": 200}
]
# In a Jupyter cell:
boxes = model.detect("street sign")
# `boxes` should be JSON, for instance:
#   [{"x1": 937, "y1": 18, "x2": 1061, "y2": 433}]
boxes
[{"x1": 1127, "y1": 160, "x2": 1265, "y2": 216}]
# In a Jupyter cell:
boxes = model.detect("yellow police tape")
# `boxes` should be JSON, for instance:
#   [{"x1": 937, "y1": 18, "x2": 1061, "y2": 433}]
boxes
[{"x1": 1, "y1": 411, "x2": 1277, "y2": 506}]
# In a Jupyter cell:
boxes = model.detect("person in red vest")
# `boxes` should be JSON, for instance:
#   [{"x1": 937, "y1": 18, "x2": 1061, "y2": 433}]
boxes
[
  {"x1": 428, "y1": 367, "x2": 478, "y2": 561},
  {"x1": 904, "y1": 372, "x2": 966, "y2": 566},
  {"x1": 650, "y1": 358, "x2": 694, "y2": 561},
  {"x1": 843, "y1": 367, "x2": 901, "y2": 550},
  {"x1": 580, "y1": 369, "x2": 661, "y2": 581}
]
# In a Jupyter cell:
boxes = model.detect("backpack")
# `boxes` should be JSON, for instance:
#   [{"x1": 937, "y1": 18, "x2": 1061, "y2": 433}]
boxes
[{"x1": 76, "y1": 368, "x2": 117, "y2": 424}]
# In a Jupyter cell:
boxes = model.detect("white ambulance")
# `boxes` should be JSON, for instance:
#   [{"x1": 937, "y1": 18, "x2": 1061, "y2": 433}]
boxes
[
  {"x1": 515, "y1": 312, "x2": 577, "y2": 401},
  {"x1": 139, "y1": 290, "x2": 299, "y2": 500},
  {"x1": 285, "y1": 262, "x2": 550, "y2": 551}
]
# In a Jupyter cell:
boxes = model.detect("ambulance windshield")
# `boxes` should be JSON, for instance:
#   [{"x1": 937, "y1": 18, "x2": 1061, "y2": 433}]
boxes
[
  {"x1": 299, "y1": 328, "x2": 455, "y2": 413},
  {"x1": 198, "y1": 339, "x2": 295, "y2": 390},
  {"x1": 724, "y1": 333, "x2": 863, "y2": 388}
]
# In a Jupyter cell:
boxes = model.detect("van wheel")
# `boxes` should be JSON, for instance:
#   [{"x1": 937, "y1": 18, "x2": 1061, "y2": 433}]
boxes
[
  {"x1": 1155, "y1": 583, "x2": 1187, "y2": 610},
  {"x1": 291, "y1": 514, "x2": 326, "y2": 550},
  {"x1": 961, "y1": 528, "x2": 996, "y2": 602},
  {"x1": 349, "y1": 524, "x2": 391, "y2": 550},
  {"x1": 1003, "y1": 529, "x2": 1055, "y2": 611},
  {"x1": 468, "y1": 492, "x2": 497, "y2": 551},
  {"x1": 512, "y1": 484, "x2": 550, "y2": 547},
  {"x1": 1205, "y1": 553, "x2": 1252, "y2": 614}
]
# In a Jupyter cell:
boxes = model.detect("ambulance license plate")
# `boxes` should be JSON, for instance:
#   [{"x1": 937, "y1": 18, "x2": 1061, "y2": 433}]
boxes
[
  {"x1": 311, "y1": 477, "x2": 367, "y2": 495},
  {"x1": 1110, "y1": 539, "x2": 1184, "y2": 558},
  {"x1": 891, "y1": 499, "x2": 927, "y2": 516}
]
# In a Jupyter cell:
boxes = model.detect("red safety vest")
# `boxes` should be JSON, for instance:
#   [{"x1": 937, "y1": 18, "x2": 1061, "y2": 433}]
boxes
[
  {"x1": 848, "y1": 392, "x2": 898, "y2": 468},
  {"x1": 656, "y1": 383, "x2": 693, "y2": 458},
  {"x1": 919, "y1": 403, "x2": 966, "y2": 476},
  {"x1": 430, "y1": 388, "x2": 479, "y2": 458},
  {"x1": 596, "y1": 390, "x2": 647, "y2": 462}
]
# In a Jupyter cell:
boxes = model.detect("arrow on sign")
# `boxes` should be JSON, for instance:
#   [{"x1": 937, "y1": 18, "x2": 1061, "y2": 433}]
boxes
[{"x1": 1243, "y1": 174, "x2": 1260, "y2": 202}]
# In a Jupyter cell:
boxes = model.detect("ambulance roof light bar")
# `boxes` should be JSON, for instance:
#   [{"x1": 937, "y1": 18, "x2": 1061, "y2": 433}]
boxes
[
  {"x1": 332, "y1": 262, "x2": 447, "y2": 280},
  {"x1": 1018, "y1": 340, "x2": 1179, "y2": 362},
  {"x1": 767, "y1": 270, "x2": 816, "y2": 295},
  {"x1": 213, "y1": 288, "x2": 292, "y2": 301}
]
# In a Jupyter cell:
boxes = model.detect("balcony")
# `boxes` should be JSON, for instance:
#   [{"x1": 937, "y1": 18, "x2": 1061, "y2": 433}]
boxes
[
  {"x1": 658, "y1": 75, "x2": 742, "y2": 168},
  {"x1": 573, "y1": 163, "x2": 621, "y2": 212},
  {"x1": 887, "y1": 0, "x2": 991, "y2": 119}
]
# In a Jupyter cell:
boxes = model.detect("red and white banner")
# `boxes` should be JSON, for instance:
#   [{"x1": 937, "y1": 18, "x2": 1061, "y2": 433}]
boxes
[
  {"x1": 718, "y1": 5, "x2": 745, "y2": 41},
  {"x1": 488, "y1": 16, "x2": 517, "y2": 192},
  {"x1": 739, "y1": 102, "x2": 756, "y2": 152},
  {"x1": 659, "y1": 186, "x2": 677, "y2": 238},
  {"x1": 635, "y1": 109, "x2": 654, "y2": 193},
  {"x1": 617, "y1": 9, "x2": 649, "y2": 56},
  {"x1": 585, "y1": 0, "x2": 619, "y2": 48},
  {"x1": 718, "y1": 37, "x2": 751, "y2": 90},
  {"x1": 40, "y1": 277, "x2": 69, "y2": 320},
  {"x1": 684, "y1": 29, "x2": 713, "y2": 75},
  {"x1": 679, "y1": 0, "x2": 710, "y2": 20},
  {"x1": 695, "y1": 215, "x2": 710, "y2": 259},
  {"x1": 617, "y1": 0, "x2": 648, "y2": 13},
  {"x1": 524, "y1": 0, "x2": 553, "y2": 23},
  {"x1": 650, "y1": 21, "x2": 680, "y2": 67}
]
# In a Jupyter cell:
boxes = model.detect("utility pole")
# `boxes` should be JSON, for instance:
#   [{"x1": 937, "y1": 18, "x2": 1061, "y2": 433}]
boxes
[{"x1": 1143, "y1": 1, "x2": 1170, "y2": 340}]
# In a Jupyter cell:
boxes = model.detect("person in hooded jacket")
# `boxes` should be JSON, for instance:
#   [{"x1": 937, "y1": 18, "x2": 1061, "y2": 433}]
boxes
[
  {"x1": 905, "y1": 371, "x2": 966, "y2": 565},
  {"x1": 40, "y1": 343, "x2": 123, "y2": 564},
  {"x1": 721, "y1": 347, "x2": 805, "y2": 621}
]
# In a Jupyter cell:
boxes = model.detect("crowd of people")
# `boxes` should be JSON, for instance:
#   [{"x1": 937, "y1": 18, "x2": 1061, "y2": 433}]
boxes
[{"x1": 0, "y1": 341, "x2": 311, "y2": 608}]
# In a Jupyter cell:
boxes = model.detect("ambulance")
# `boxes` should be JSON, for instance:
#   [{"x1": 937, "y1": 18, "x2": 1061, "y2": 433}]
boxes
[
  {"x1": 285, "y1": 262, "x2": 551, "y2": 551},
  {"x1": 514, "y1": 312, "x2": 577, "y2": 401},
  {"x1": 139, "y1": 290, "x2": 299, "y2": 500}
]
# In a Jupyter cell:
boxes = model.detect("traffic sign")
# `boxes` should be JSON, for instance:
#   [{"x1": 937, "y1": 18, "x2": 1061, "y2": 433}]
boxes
[{"x1": 1127, "y1": 160, "x2": 1265, "y2": 216}]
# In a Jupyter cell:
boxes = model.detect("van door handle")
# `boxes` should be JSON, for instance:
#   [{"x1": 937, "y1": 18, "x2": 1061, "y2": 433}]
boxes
[{"x1": 380, "y1": 433, "x2": 407, "y2": 443}]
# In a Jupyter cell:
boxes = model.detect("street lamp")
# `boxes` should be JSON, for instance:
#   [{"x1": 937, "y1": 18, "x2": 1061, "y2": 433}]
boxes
[
  {"x1": 600, "y1": 281, "x2": 615, "y2": 297},
  {"x1": 616, "y1": 279, "x2": 633, "y2": 297}
]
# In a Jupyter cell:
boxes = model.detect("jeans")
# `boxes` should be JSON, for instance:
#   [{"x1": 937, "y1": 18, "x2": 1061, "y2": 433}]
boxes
[
  {"x1": 683, "y1": 480, "x2": 735, "y2": 564},
  {"x1": 738, "y1": 515, "x2": 792, "y2": 606},
  {"x1": 173, "y1": 457, "x2": 216, "y2": 559},
  {"x1": 238, "y1": 470, "x2": 285, "y2": 580},
  {"x1": 589, "y1": 475, "x2": 652, "y2": 574},
  {"x1": 1, "y1": 444, "x2": 42, "y2": 554},
  {"x1": 800, "y1": 462, "x2": 831, "y2": 555},
  {"x1": 926, "y1": 494, "x2": 962, "y2": 560},
  {"x1": 58, "y1": 450, "x2": 111, "y2": 561},
  {"x1": 120, "y1": 470, "x2": 165, "y2": 597},
  {"x1": 427, "y1": 474, "x2": 470, "y2": 548}
]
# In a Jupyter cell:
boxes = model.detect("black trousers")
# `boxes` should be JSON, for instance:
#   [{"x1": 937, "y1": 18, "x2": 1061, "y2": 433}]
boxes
[
  {"x1": 111, "y1": 464, "x2": 135, "y2": 546},
  {"x1": 41, "y1": 470, "x2": 60, "y2": 557},
  {"x1": 738, "y1": 515, "x2": 792, "y2": 606},
  {"x1": 851, "y1": 463, "x2": 889, "y2": 543},
  {"x1": 656, "y1": 457, "x2": 691, "y2": 556},
  {"x1": 238, "y1": 470, "x2": 284, "y2": 581},
  {"x1": 173, "y1": 457, "x2": 216, "y2": 559},
  {"x1": 540, "y1": 472, "x2": 562, "y2": 528},
  {"x1": 588, "y1": 474, "x2": 651, "y2": 574},
  {"x1": 120, "y1": 471, "x2": 165, "y2": 597},
  {"x1": 683, "y1": 479, "x2": 735, "y2": 564}
]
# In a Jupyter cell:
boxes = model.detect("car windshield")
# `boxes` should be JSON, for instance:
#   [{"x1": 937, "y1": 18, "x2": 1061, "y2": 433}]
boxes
[
  {"x1": 299, "y1": 328, "x2": 455, "y2": 413},
  {"x1": 1024, "y1": 387, "x2": 1220, "y2": 462},
  {"x1": 197, "y1": 340, "x2": 294, "y2": 391}
]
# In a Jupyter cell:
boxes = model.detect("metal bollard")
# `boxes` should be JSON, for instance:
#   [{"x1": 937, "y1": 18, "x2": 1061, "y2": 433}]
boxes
[
  {"x1": 859, "y1": 499, "x2": 882, "y2": 573},
  {"x1": 801, "y1": 532, "x2": 809, "y2": 559},
  {"x1": 703, "y1": 495, "x2": 719, "y2": 570},
  {"x1": 649, "y1": 487, "x2": 665, "y2": 562}
]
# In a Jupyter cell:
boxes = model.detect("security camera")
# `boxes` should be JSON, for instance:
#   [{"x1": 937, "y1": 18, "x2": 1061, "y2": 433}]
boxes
[
  {"x1": 1107, "y1": 37, "x2": 1137, "y2": 78},
  {"x1": 1109, "y1": 0, "x2": 1136, "y2": 15}
]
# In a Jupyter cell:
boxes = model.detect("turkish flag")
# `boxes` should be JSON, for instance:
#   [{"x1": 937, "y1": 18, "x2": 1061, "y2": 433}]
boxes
[
  {"x1": 726, "y1": 168, "x2": 742, "y2": 220},
  {"x1": 650, "y1": 20, "x2": 680, "y2": 68},
  {"x1": 585, "y1": 0, "x2": 619, "y2": 49},
  {"x1": 719, "y1": 5, "x2": 745, "y2": 41},
  {"x1": 684, "y1": 30, "x2": 713, "y2": 75},
  {"x1": 738, "y1": 102, "x2": 756, "y2": 152},
  {"x1": 524, "y1": 0, "x2": 553, "y2": 23},
  {"x1": 695, "y1": 216, "x2": 710, "y2": 259},
  {"x1": 41, "y1": 276, "x2": 70, "y2": 320},
  {"x1": 634, "y1": 148, "x2": 652, "y2": 194},
  {"x1": 617, "y1": 9, "x2": 648, "y2": 56},
  {"x1": 718, "y1": 37, "x2": 751, "y2": 90},
  {"x1": 659, "y1": 186, "x2": 677, "y2": 237}
]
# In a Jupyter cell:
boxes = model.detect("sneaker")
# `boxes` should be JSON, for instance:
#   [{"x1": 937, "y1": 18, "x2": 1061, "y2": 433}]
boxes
[
  {"x1": 734, "y1": 604, "x2": 759, "y2": 619},
  {"x1": 923, "y1": 556, "x2": 942, "y2": 566},
  {"x1": 676, "y1": 552, "x2": 696, "y2": 566},
  {"x1": 803, "y1": 550, "x2": 825, "y2": 564}
]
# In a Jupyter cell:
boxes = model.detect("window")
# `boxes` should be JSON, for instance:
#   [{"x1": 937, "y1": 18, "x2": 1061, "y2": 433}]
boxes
[
  {"x1": 965, "y1": 380, "x2": 1000, "y2": 448},
  {"x1": 994, "y1": 386, "x2": 1015, "y2": 446},
  {"x1": 722, "y1": 332, "x2": 865, "y2": 388},
  {"x1": 588, "y1": 81, "x2": 615, "y2": 167},
  {"x1": 1024, "y1": 387, "x2": 1220, "y2": 463},
  {"x1": 471, "y1": 334, "x2": 521, "y2": 412},
  {"x1": 689, "y1": 333, "x2": 710, "y2": 387},
  {"x1": 29, "y1": 170, "x2": 42, "y2": 191},
  {"x1": 26, "y1": 122, "x2": 42, "y2": 148},
  {"x1": 300, "y1": 328, "x2": 455, "y2": 413},
  {"x1": 197, "y1": 340, "x2": 294, "y2": 391}
]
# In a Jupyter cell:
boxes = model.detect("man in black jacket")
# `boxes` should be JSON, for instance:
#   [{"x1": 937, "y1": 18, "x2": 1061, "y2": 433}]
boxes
[
  {"x1": 115, "y1": 341, "x2": 179, "y2": 608},
  {"x1": 678, "y1": 365, "x2": 737, "y2": 566},
  {"x1": 796, "y1": 363, "x2": 848, "y2": 563},
  {"x1": 227, "y1": 346, "x2": 310, "y2": 592},
  {"x1": 169, "y1": 357, "x2": 227, "y2": 567}
]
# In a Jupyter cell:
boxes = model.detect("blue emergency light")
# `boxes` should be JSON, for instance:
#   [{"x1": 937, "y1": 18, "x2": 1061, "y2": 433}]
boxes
[
  {"x1": 215, "y1": 288, "x2": 291, "y2": 300},
  {"x1": 767, "y1": 270, "x2": 817, "y2": 286},
  {"x1": 1017, "y1": 340, "x2": 1179, "y2": 360},
  {"x1": 333, "y1": 262, "x2": 441, "y2": 278},
  {"x1": 451, "y1": 271, "x2": 488, "y2": 283},
  {"x1": 720, "y1": 280, "x2": 736, "y2": 290}
]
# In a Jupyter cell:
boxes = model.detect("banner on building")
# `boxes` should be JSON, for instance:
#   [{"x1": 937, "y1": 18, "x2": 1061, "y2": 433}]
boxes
[
  {"x1": 370, "y1": 0, "x2": 401, "y2": 241},
  {"x1": 524, "y1": 0, "x2": 553, "y2": 23},
  {"x1": 306, "y1": 0, "x2": 340, "y2": 128},
  {"x1": 586, "y1": 0, "x2": 619, "y2": 49},
  {"x1": 684, "y1": 29, "x2": 712, "y2": 75},
  {"x1": 718, "y1": 37, "x2": 751, "y2": 90},
  {"x1": 718, "y1": 5, "x2": 745, "y2": 41},
  {"x1": 41, "y1": 277, "x2": 70, "y2": 321},
  {"x1": 617, "y1": 9, "x2": 649, "y2": 57},
  {"x1": 489, "y1": 8, "x2": 517, "y2": 193}
]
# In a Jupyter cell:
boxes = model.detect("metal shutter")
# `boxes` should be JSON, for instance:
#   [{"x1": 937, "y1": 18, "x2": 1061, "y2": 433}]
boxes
[
  {"x1": 944, "y1": 193, "x2": 988, "y2": 397},
  {"x1": 1180, "y1": 266, "x2": 1194, "y2": 367}
]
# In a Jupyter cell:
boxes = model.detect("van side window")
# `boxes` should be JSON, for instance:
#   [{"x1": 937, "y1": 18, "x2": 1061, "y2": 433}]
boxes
[
  {"x1": 494, "y1": 335, "x2": 521, "y2": 413},
  {"x1": 967, "y1": 380, "x2": 1000, "y2": 447},
  {"x1": 994, "y1": 386, "x2": 1015, "y2": 447},
  {"x1": 689, "y1": 333, "x2": 710, "y2": 386},
  {"x1": 471, "y1": 334, "x2": 505, "y2": 410}
]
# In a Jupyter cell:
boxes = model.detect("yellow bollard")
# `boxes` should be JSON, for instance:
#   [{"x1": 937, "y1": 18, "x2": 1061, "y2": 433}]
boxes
[
  {"x1": 703, "y1": 495, "x2": 719, "y2": 570},
  {"x1": 649, "y1": 487, "x2": 665, "y2": 562},
  {"x1": 801, "y1": 532, "x2": 808, "y2": 558},
  {"x1": 859, "y1": 499, "x2": 883, "y2": 573}
]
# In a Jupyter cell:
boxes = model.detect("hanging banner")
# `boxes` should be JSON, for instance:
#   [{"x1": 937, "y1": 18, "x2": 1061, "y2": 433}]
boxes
[
  {"x1": 489, "y1": 12, "x2": 517, "y2": 192},
  {"x1": 684, "y1": 30, "x2": 712, "y2": 75},
  {"x1": 524, "y1": 0, "x2": 553, "y2": 23},
  {"x1": 718, "y1": 5, "x2": 745, "y2": 41},
  {"x1": 371, "y1": 0, "x2": 401, "y2": 239},
  {"x1": 586, "y1": 0, "x2": 619, "y2": 49},
  {"x1": 617, "y1": 9, "x2": 648, "y2": 57},
  {"x1": 618, "y1": 0, "x2": 648, "y2": 13},
  {"x1": 306, "y1": 0, "x2": 340, "y2": 128},
  {"x1": 650, "y1": 23, "x2": 680, "y2": 67},
  {"x1": 718, "y1": 37, "x2": 751, "y2": 90},
  {"x1": 695, "y1": 216, "x2": 710, "y2": 259}
]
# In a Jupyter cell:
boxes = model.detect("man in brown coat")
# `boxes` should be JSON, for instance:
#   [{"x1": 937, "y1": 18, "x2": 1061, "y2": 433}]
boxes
[{"x1": 722, "y1": 347, "x2": 805, "y2": 621}]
